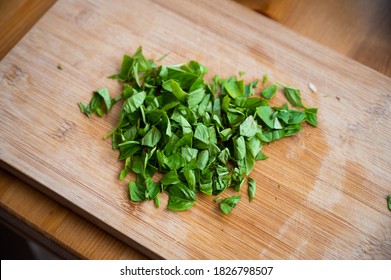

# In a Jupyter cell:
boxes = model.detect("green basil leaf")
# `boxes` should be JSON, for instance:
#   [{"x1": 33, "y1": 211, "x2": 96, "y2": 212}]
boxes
[
  {"x1": 276, "y1": 109, "x2": 290, "y2": 124},
  {"x1": 118, "y1": 141, "x2": 141, "y2": 160},
  {"x1": 154, "y1": 196, "x2": 160, "y2": 208},
  {"x1": 219, "y1": 195, "x2": 241, "y2": 214},
  {"x1": 117, "y1": 54, "x2": 133, "y2": 80},
  {"x1": 196, "y1": 150, "x2": 209, "y2": 170},
  {"x1": 181, "y1": 147, "x2": 199, "y2": 162},
  {"x1": 168, "y1": 184, "x2": 196, "y2": 211},
  {"x1": 284, "y1": 124, "x2": 302, "y2": 136},
  {"x1": 169, "y1": 79, "x2": 188, "y2": 102},
  {"x1": 175, "y1": 132, "x2": 193, "y2": 149},
  {"x1": 261, "y1": 84, "x2": 277, "y2": 99},
  {"x1": 161, "y1": 169, "x2": 181, "y2": 186},
  {"x1": 218, "y1": 148, "x2": 230, "y2": 164},
  {"x1": 284, "y1": 86, "x2": 305, "y2": 108},
  {"x1": 184, "y1": 169, "x2": 196, "y2": 190},
  {"x1": 248, "y1": 177, "x2": 256, "y2": 201},
  {"x1": 145, "y1": 177, "x2": 160, "y2": 200},
  {"x1": 199, "y1": 182, "x2": 213, "y2": 195},
  {"x1": 79, "y1": 89, "x2": 114, "y2": 117},
  {"x1": 214, "y1": 165, "x2": 231, "y2": 194},
  {"x1": 255, "y1": 150, "x2": 268, "y2": 160},
  {"x1": 220, "y1": 128, "x2": 234, "y2": 142},
  {"x1": 129, "y1": 181, "x2": 145, "y2": 202},
  {"x1": 164, "y1": 152, "x2": 186, "y2": 170},
  {"x1": 262, "y1": 74, "x2": 268, "y2": 85},
  {"x1": 194, "y1": 123, "x2": 210, "y2": 147},
  {"x1": 244, "y1": 80, "x2": 258, "y2": 97},
  {"x1": 239, "y1": 115, "x2": 257, "y2": 138},
  {"x1": 119, "y1": 168, "x2": 128, "y2": 180},
  {"x1": 141, "y1": 126, "x2": 162, "y2": 147},
  {"x1": 123, "y1": 90, "x2": 146, "y2": 113},
  {"x1": 227, "y1": 108, "x2": 245, "y2": 126},
  {"x1": 225, "y1": 78, "x2": 244, "y2": 99},
  {"x1": 233, "y1": 136, "x2": 246, "y2": 160},
  {"x1": 222, "y1": 95, "x2": 231, "y2": 112},
  {"x1": 238, "y1": 148, "x2": 255, "y2": 176},
  {"x1": 232, "y1": 168, "x2": 245, "y2": 191},
  {"x1": 289, "y1": 110, "x2": 306, "y2": 124},
  {"x1": 188, "y1": 88, "x2": 206, "y2": 108},
  {"x1": 246, "y1": 136, "x2": 262, "y2": 158},
  {"x1": 161, "y1": 112, "x2": 172, "y2": 136},
  {"x1": 256, "y1": 106, "x2": 274, "y2": 129},
  {"x1": 198, "y1": 94, "x2": 211, "y2": 116},
  {"x1": 95, "y1": 88, "x2": 112, "y2": 111},
  {"x1": 305, "y1": 107, "x2": 318, "y2": 127}
]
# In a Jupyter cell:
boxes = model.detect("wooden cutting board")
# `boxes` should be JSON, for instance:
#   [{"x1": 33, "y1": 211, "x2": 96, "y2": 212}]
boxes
[{"x1": 1, "y1": 0, "x2": 390, "y2": 259}]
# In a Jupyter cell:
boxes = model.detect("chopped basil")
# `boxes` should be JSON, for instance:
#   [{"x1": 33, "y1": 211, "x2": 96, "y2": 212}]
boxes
[
  {"x1": 79, "y1": 88, "x2": 114, "y2": 117},
  {"x1": 261, "y1": 84, "x2": 277, "y2": 100},
  {"x1": 248, "y1": 177, "x2": 256, "y2": 201},
  {"x1": 80, "y1": 47, "x2": 318, "y2": 214},
  {"x1": 168, "y1": 183, "x2": 196, "y2": 211},
  {"x1": 219, "y1": 195, "x2": 241, "y2": 215}
]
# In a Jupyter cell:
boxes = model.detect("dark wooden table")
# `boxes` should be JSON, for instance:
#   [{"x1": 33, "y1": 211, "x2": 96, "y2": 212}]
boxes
[{"x1": 1, "y1": 0, "x2": 390, "y2": 259}]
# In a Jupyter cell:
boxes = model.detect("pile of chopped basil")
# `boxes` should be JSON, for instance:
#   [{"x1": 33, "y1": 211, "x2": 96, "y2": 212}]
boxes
[{"x1": 79, "y1": 47, "x2": 317, "y2": 214}]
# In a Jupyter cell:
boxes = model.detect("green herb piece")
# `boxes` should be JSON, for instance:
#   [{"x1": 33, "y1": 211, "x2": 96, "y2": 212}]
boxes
[
  {"x1": 129, "y1": 181, "x2": 146, "y2": 202},
  {"x1": 196, "y1": 150, "x2": 209, "y2": 170},
  {"x1": 79, "y1": 88, "x2": 113, "y2": 117},
  {"x1": 158, "y1": 52, "x2": 170, "y2": 62},
  {"x1": 123, "y1": 90, "x2": 146, "y2": 113},
  {"x1": 239, "y1": 116, "x2": 257, "y2": 138},
  {"x1": 168, "y1": 184, "x2": 196, "y2": 211},
  {"x1": 225, "y1": 78, "x2": 244, "y2": 99},
  {"x1": 255, "y1": 151, "x2": 268, "y2": 160},
  {"x1": 256, "y1": 106, "x2": 275, "y2": 129},
  {"x1": 57, "y1": 64, "x2": 62, "y2": 70},
  {"x1": 387, "y1": 195, "x2": 391, "y2": 212},
  {"x1": 305, "y1": 108, "x2": 318, "y2": 127},
  {"x1": 79, "y1": 47, "x2": 318, "y2": 214},
  {"x1": 284, "y1": 86, "x2": 305, "y2": 108},
  {"x1": 262, "y1": 74, "x2": 268, "y2": 85},
  {"x1": 244, "y1": 80, "x2": 258, "y2": 97},
  {"x1": 161, "y1": 169, "x2": 181, "y2": 186},
  {"x1": 194, "y1": 124, "x2": 210, "y2": 148},
  {"x1": 169, "y1": 80, "x2": 188, "y2": 102},
  {"x1": 248, "y1": 177, "x2": 256, "y2": 201},
  {"x1": 219, "y1": 195, "x2": 241, "y2": 215},
  {"x1": 164, "y1": 153, "x2": 186, "y2": 170},
  {"x1": 261, "y1": 84, "x2": 277, "y2": 99},
  {"x1": 234, "y1": 136, "x2": 246, "y2": 160},
  {"x1": 145, "y1": 177, "x2": 160, "y2": 201},
  {"x1": 141, "y1": 126, "x2": 162, "y2": 147}
]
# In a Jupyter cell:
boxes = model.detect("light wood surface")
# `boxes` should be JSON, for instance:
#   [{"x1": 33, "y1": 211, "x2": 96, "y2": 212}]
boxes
[
  {"x1": 0, "y1": 0, "x2": 145, "y2": 259},
  {"x1": 0, "y1": 169, "x2": 147, "y2": 259},
  {"x1": 1, "y1": 0, "x2": 389, "y2": 258}
]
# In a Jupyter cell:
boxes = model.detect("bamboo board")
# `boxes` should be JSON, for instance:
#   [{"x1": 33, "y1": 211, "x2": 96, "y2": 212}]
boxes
[{"x1": 1, "y1": 0, "x2": 390, "y2": 259}]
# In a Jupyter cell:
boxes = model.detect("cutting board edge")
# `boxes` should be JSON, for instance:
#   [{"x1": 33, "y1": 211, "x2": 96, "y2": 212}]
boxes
[{"x1": 0, "y1": 160, "x2": 164, "y2": 260}]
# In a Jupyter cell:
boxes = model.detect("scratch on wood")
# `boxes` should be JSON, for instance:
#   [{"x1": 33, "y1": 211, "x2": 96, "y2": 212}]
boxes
[
  {"x1": 1, "y1": 64, "x2": 25, "y2": 86},
  {"x1": 51, "y1": 120, "x2": 75, "y2": 141}
]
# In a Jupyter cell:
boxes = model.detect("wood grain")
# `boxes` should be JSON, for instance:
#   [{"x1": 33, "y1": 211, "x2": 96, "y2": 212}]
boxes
[
  {"x1": 1, "y1": 0, "x2": 391, "y2": 259},
  {"x1": 0, "y1": 169, "x2": 147, "y2": 259},
  {"x1": 0, "y1": 0, "x2": 146, "y2": 259}
]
